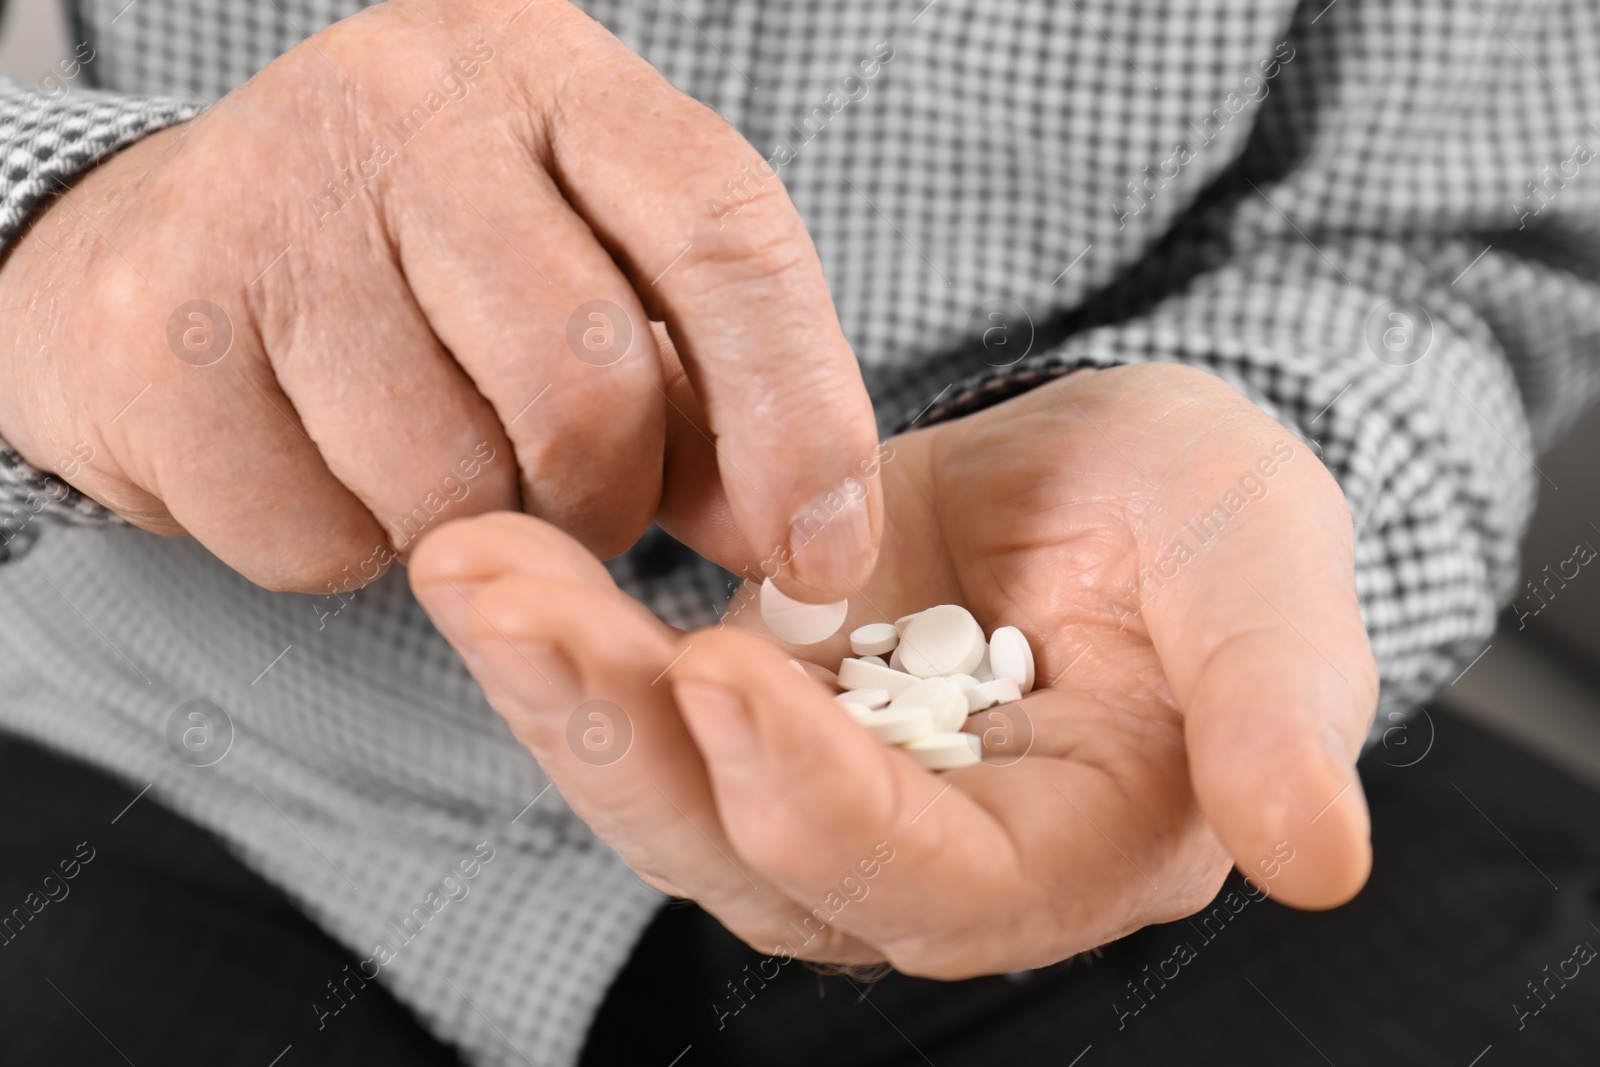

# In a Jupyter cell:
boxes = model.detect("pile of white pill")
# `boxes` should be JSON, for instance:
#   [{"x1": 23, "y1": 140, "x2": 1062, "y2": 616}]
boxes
[{"x1": 760, "y1": 580, "x2": 1034, "y2": 771}]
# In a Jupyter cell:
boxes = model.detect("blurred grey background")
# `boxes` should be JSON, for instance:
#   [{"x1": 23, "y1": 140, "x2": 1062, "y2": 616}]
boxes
[
  {"x1": 3, "y1": 3, "x2": 1597, "y2": 782},
  {"x1": 0, "y1": 2, "x2": 69, "y2": 86}
]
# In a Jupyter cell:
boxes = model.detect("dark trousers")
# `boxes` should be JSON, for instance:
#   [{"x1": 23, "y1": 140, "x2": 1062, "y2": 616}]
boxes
[{"x1": 3, "y1": 708, "x2": 1598, "y2": 1066}]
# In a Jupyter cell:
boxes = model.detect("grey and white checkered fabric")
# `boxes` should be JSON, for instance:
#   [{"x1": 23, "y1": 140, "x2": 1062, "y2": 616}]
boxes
[{"x1": 1, "y1": 1, "x2": 1598, "y2": 1063}]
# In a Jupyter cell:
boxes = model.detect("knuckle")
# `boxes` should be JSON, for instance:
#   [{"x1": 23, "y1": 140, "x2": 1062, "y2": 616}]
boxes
[{"x1": 696, "y1": 184, "x2": 811, "y2": 284}]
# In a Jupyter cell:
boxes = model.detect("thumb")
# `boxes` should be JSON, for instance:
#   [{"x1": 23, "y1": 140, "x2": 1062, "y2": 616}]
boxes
[{"x1": 1145, "y1": 439, "x2": 1378, "y2": 909}]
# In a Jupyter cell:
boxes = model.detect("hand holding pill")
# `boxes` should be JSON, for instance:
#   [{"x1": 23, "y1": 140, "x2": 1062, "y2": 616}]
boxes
[{"x1": 412, "y1": 362, "x2": 1379, "y2": 976}]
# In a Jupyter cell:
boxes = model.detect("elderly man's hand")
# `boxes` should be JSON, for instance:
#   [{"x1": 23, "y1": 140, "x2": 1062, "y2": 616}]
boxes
[
  {"x1": 0, "y1": 0, "x2": 880, "y2": 600},
  {"x1": 409, "y1": 363, "x2": 1377, "y2": 973}
]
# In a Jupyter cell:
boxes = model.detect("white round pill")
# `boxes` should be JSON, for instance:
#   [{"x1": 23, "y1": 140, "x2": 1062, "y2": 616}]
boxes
[
  {"x1": 963, "y1": 676, "x2": 1022, "y2": 712},
  {"x1": 945, "y1": 673, "x2": 981, "y2": 690},
  {"x1": 837, "y1": 688, "x2": 890, "y2": 709},
  {"x1": 898, "y1": 604, "x2": 986, "y2": 678},
  {"x1": 987, "y1": 626, "x2": 1035, "y2": 693},
  {"x1": 894, "y1": 613, "x2": 920, "y2": 634},
  {"x1": 889, "y1": 677, "x2": 968, "y2": 732},
  {"x1": 861, "y1": 706, "x2": 935, "y2": 744},
  {"x1": 888, "y1": 644, "x2": 906, "y2": 672},
  {"x1": 855, "y1": 654, "x2": 887, "y2": 668},
  {"x1": 901, "y1": 731, "x2": 982, "y2": 770},
  {"x1": 837, "y1": 658, "x2": 921, "y2": 697},
  {"x1": 849, "y1": 623, "x2": 899, "y2": 657},
  {"x1": 759, "y1": 578, "x2": 849, "y2": 645}
]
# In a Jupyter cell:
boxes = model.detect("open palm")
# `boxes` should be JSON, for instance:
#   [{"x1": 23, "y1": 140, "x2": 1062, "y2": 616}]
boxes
[{"x1": 411, "y1": 363, "x2": 1377, "y2": 975}]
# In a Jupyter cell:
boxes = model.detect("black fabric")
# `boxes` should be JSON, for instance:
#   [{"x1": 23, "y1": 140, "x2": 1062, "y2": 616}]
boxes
[
  {"x1": 581, "y1": 708, "x2": 1600, "y2": 1067},
  {"x1": 0, "y1": 735, "x2": 464, "y2": 1067},
  {"x1": 6, "y1": 708, "x2": 1600, "y2": 1066}
]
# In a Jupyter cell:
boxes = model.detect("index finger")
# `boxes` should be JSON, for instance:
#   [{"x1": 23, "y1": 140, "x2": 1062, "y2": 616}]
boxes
[{"x1": 521, "y1": 13, "x2": 884, "y2": 601}]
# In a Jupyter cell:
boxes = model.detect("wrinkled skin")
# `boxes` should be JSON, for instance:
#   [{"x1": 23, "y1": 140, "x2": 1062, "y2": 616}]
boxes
[{"x1": 411, "y1": 361, "x2": 1377, "y2": 976}]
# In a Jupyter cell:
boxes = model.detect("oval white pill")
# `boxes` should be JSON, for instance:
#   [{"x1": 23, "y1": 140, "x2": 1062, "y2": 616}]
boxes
[
  {"x1": 889, "y1": 677, "x2": 968, "y2": 732},
  {"x1": 901, "y1": 731, "x2": 982, "y2": 770},
  {"x1": 836, "y1": 658, "x2": 921, "y2": 697},
  {"x1": 898, "y1": 604, "x2": 986, "y2": 678},
  {"x1": 849, "y1": 623, "x2": 899, "y2": 657},
  {"x1": 861, "y1": 706, "x2": 935, "y2": 744},
  {"x1": 759, "y1": 579, "x2": 849, "y2": 645},
  {"x1": 837, "y1": 688, "x2": 890, "y2": 709},
  {"x1": 963, "y1": 676, "x2": 1022, "y2": 712},
  {"x1": 987, "y1": 626, "x2": 1035, "y2": 692}
]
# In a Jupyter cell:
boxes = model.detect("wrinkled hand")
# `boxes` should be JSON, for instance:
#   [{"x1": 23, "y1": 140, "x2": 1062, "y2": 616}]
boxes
[
  {"x1": 0, "y1": 0, "x2": 879, "y2": 599},
  {"x1": 410, "y1": 363, "x2": 1377, "y2": 974}
]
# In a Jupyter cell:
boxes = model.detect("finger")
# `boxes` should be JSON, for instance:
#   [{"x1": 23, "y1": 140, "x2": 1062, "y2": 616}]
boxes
[
  {"x1": 530, "y1": 19, "x2": 883, "y2": 600},
  {"x1": 1145, "y1": 432, "x2": 1378, "y2": 909},
  {"x1": 264, "y1": 246, "x2": 519, "y2": 559},
  {"x1": 651, "y1": 322, "x2": 754, "y2": 573},
  {"x1": 408, "y1": 513, "x2": 880, "y2": 963},
  {"x1": 395, "y1": 119, "x2": 666, "y2": 559},
  {"x1": 102, "y1": 306, "x2": 395, "y2": 593}
]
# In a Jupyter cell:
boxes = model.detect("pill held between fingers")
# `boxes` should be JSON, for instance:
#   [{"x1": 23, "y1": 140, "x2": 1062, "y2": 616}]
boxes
[
  {"x1": 901, "y1": 731, "x2": 982, "y2": 770},
  {"x1": 889, "y1": 677, "x2": 968, "y2": 733},
  {"x1": 898, "y1": 604, "x2": 986, "y2": 678},
  {"x1": 861, "y1": 706, "x2": 936, "y2": 744},
  {"x1": 790, "y1": 658, "x2": 840, "y2": 689},
  {"x1": 963, "y1": 676, "x2": 1022, "y2": 712},
  {"x1": 759, "y1": 578, "x2": 850, "y2": 645},
  {"x1": 833, "y1": 696, "x2": 876, "y2": 722},
  {"x1": 836, "y1": 688, "x2": 890, "y2": 709},
  {"x1": 836, "y1": 658, "x2": 922, "y2": 697},
  {"x1": 987, "y1": 626, "x2": 1035, "y2": 693},
  {"x1": 849, "y1": 623, "x2": 899, "y2": 657}
]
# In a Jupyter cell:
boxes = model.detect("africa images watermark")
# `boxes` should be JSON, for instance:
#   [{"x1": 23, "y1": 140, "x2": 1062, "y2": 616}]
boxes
[
  {"x1": 311, "y1": 841, "x2": 497, "y2": 1030},
  {"x1": 1508, "y1": 121, "x2": 1600, "y2": 231},
  {"x1": 0, "y1": 441, "x2": 96, "y2": 556},
  {"x1": 1508, "y1": 523, "x2": 1600, "y2": 630},
  {"x1": 1110, "y1": 439, "x2": 1297, "y2": 628},
  {"x1": 707, "y1": 40, "x2": 896, "y2": 229},
  {"x1": 312, "y1": 440, "x2": 499, "y2": 631},
  {"x1": 308, "y1": 40, "x2": 497, "y2": 229},
  {"x1": 1112, "y1": 840, "x2": 1296, "y2": 1030},
  {"x1": 0, "y1": 841, "x2": 97, "y2": 950},
  {"x1": 1112, "y1": 40, "x2": 1297, "y2": 229},
  {"x1": 711, "y1": 840, "x2": 897, "y2": 1030},
  {"x1": 718, "y1": 441, "x2": 896, "y2": 626}
]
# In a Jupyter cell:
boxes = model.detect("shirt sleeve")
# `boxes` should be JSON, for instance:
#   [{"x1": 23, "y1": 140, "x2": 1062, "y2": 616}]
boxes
[
  {"x1": 897, "y1": 0, "x2": 1600, "y2": 712},
  {"x1": 0, "y1": 76, "x2": 205, "y2": 562}
]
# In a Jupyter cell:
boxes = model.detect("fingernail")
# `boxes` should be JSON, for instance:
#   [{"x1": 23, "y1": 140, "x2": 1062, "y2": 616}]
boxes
[
  {"x1": 786, "y1": 484, "x2": 873, "y2": 597},
  {"x1": 674, "y1": 680, "x2": 758, "y2": 771},
  {"x1": 1320, "y1": 726, "x2": 1371, "y2": 838},
  {"x1": 474, "y1": 637, "x2": 582, "y2": 711}
]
